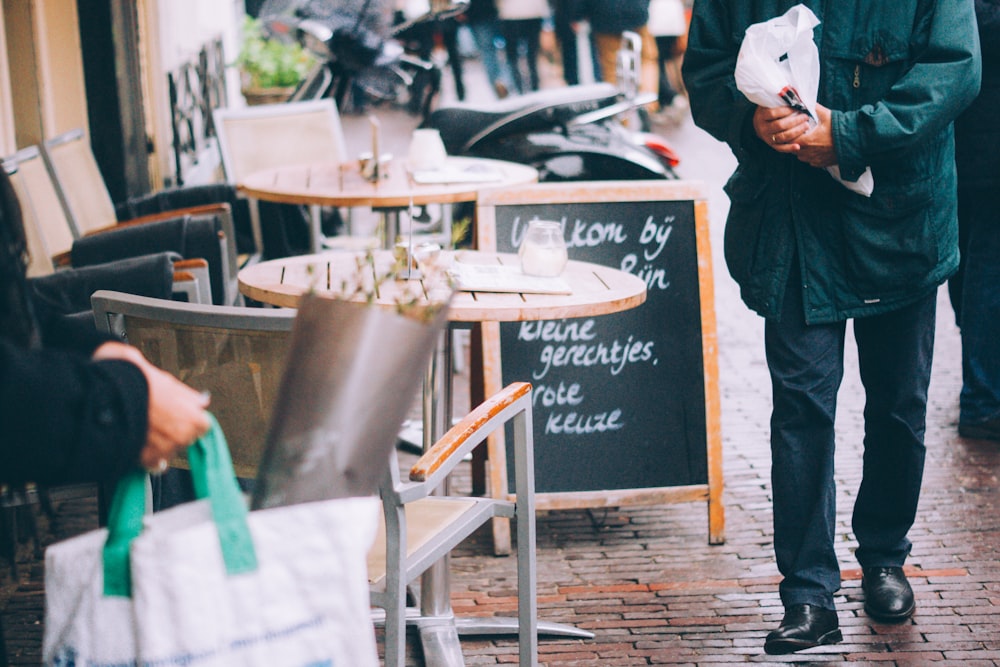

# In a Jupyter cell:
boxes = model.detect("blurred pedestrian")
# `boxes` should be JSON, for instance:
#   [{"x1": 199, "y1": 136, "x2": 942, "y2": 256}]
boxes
[
  {"x1": 548, "y1": 0, "x2": 581, "y2": 85},
  {"x1": 647, "y1": 0, "x2": 688, "y2": 123},
  {"x1": 395, "y1": 0, "x2": 467, "y2": 101},
  {"x1": 0, "y1": 170, "x2": 210, "y2": 485},
  {"x1": 437, "y1": 16, "x2": 468, "y2": 101},
  {"x1": 497, "y1": 0, "x2": 548, "y2": 93},
  {"x1": 683, "y1": 0, "x2": 981, "y2": 655},
  {"x1": 576, "y1": 0, "x2": 658, "y2": 100},
  {"x1": 464, "y1": 0, "x2": 514, "y2": 98},
  {"x1": 950, "y1": 0, "x2": 1000, "y2": 442}
]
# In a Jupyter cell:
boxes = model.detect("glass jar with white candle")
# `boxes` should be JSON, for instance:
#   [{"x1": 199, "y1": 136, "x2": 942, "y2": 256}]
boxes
[{"x1": 519, "y1": 220, "x2": 568, "y2": 277}]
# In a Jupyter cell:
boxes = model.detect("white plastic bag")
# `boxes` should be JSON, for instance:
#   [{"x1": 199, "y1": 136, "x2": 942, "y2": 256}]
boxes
[{"x1": 734, "y1": 4, "x2": 874, "y2": 197}]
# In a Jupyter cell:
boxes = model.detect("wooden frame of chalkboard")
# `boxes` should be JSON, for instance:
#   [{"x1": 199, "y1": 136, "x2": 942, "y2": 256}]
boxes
[{"x1": 476, "y1": 181, "x2": 724, "y2": 552}]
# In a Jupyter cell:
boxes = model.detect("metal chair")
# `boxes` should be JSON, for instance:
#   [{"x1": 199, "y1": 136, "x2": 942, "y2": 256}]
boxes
[
  {"x1": 3, "y1": 148, "x2": 210, "y2": 305},
  {"x1": 91, "y1": 291, "x2": 296, "y2": 478},
  {"x1": 39, "y1": 130, "x2": 241, "y2": 305},
  {"x1": 368, "y1": 382, "x2": 538, "y2": 667},
  {"x1": 91, "y1": 291, "x2": 539, "y2": 667},
  {"x1": 213, "y1": 99, "x2": 366, "y2": 258}
]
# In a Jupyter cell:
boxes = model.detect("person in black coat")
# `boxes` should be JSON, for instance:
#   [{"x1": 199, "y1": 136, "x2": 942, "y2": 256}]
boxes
[
  {"x1": 950, "y1": 0, "x2": 1000, "y2": 441},
  {"x1": 0, "y1": 170, "x2": 209, "y2": 485}
]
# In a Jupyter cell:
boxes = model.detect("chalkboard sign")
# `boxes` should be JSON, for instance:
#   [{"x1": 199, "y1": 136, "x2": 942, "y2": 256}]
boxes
[{"x1": 476, "y1": 181, "x2": 723, "y2": 549}]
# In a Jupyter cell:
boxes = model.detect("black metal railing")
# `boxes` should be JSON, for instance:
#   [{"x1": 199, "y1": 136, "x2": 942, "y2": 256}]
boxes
[{"x1": 168, "y1": 37, "x2": 228, "y2": 186}]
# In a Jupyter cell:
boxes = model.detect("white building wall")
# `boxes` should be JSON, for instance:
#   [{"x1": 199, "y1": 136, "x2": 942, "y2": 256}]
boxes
[{"x1": 147, "y1": 0, "x2": 245, "y2": 185}]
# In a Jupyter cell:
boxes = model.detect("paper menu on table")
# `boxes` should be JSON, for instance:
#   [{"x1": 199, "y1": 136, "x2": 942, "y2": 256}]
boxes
[
  {"x1": 410, "y1": 163, "x2": 505, "y2": 184},
  {"x1": 447, "y1": 262, "x2": 572, "y2": 295}
]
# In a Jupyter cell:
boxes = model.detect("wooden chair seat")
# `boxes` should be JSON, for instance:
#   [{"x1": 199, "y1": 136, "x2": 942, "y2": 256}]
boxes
[{"x1": 367, "y1": 496, "x2": 483, "y2": 588}]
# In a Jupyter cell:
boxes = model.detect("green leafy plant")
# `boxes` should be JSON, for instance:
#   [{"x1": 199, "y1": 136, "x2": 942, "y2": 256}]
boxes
[{"x1": 236, "y1": 16, "x2": 315, "y2": 90}]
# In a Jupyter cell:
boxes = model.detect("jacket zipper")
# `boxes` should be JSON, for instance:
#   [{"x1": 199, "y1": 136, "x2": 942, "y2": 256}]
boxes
[{"x1": 853, "y1": 65, "x2": 861, "y2": 89}]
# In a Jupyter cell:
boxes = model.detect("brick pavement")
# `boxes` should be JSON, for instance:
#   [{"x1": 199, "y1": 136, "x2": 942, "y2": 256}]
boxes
[{"x1": 3, "y1": 54, "x2": 1000, "y2": 667}]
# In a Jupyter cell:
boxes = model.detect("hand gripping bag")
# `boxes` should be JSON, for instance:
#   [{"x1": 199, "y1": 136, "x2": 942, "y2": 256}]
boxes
[{"x1": 734, "y1": 4, "x2": 874, "y2": 196}]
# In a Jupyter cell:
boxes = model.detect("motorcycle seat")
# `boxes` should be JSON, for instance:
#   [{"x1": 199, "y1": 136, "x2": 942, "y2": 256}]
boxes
[{"x1": 430, "y1": 84, "x2": 621, "y2": 154}]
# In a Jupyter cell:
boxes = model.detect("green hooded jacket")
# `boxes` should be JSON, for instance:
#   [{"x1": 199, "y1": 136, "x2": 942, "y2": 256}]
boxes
[{"x1": 682, "y1": 0, "x2": 982, "y2": 323}]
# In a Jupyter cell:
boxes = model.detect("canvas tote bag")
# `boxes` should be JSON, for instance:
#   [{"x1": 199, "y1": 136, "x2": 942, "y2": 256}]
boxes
[{"x1": 44, "y1": 415, "x2": 379, "y2": 666}]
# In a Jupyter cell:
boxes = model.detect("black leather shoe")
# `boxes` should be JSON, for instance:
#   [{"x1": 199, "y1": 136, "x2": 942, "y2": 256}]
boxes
[
  {"x1": 862, "y1": 566, "x2": 915, "y2": 621},
  {"x1": 958, "y1": 417, "x2": 1000, "y2": 442},
  {"x1": 764, "y1": 604, "x2": 842, "y2": 655}
]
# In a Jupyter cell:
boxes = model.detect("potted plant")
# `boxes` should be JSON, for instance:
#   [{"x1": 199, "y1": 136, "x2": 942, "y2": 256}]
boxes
[{"x1": 236, "y1": 16, "x2": 316, "y2": 105}]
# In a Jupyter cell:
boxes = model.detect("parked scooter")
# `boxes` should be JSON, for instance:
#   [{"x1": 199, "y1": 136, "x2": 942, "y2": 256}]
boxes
[
  {"x1": 427, "y1": 83, "x2": 679, "y2": 181},
  {"x1": 425, "y1": 30, "x2": 679, "y2": 181},
  {"x1": 259, "y1": 0, "x2": 468, "y2": 117}
]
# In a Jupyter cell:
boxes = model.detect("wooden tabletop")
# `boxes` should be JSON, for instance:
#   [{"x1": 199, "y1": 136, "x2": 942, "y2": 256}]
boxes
[
  {"x1": 237, "y1": 156, "x2": 539, "y2": 209},
  {"x1": 238, "y1": 250, "x2": 647, "y2": 323}
]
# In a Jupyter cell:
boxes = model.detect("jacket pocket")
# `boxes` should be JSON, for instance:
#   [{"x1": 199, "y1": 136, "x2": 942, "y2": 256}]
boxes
[
  {"x1": 723, "y1": 165, "x2": 769, "y2": 286},
  {"x1": 840, "y1": 179, "x2": 937, "y2": 298},
  {"x1": 822, "y1": 9, "x2": 917, "y2": 108}
]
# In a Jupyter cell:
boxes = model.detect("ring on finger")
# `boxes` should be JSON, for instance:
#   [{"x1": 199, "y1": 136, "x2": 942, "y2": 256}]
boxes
[{"x1": 772, "y1": 134, "x2": 779, "y2": 144}]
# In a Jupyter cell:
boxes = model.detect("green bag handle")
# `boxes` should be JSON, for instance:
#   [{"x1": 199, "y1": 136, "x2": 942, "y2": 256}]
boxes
[{"x1": 103, "y1": 413, "x2": 258, "y2": 597}]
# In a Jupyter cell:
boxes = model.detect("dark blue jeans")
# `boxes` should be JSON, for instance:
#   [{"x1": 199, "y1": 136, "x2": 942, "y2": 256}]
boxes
[
  {"x1": 764, "y1": 281, "x2": 936, "y2": 610},
  {"x1": 950, "y1": 186, "x2": 1000, "y2": 425}
]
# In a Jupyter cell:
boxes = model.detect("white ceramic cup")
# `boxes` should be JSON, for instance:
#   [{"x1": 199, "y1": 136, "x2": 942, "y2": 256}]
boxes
[{"x1": 407, "y1": 128, "x2": 448, "y2": 171}]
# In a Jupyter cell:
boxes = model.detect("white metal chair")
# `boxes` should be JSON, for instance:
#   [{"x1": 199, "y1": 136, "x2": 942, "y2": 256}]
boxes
[
  {"x1": 213, "y1": 99, "x2": 370, "y2": 256},
  {"x1": 369, "y1": 382, "x2": 538, "y2": 667},
  {"x1": 90, "y1": 290, "x2": 539, "y2": 667}
]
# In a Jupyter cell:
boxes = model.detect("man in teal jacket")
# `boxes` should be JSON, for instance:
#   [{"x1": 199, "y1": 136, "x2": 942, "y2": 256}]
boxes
[{"x1": 682, "y1": 0, "x2": 981, "y2": 655}]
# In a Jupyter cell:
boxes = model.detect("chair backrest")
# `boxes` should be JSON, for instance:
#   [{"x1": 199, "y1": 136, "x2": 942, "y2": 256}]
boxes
[
  {"x1": 40, "y1": 129, "x2": 119, "y2": 238},
  {"x1": 91, "y1": 290, "x2": 297, "y2": 477},
  {"x1": 3, "y1": 146, "x2": 76, "y2": 268},
  {"x1": 2, "y1": 153, "x2": 55, "y2": 278},
  {"x1": 213, "y1": 99, "x2": 349, "y2": 184}
]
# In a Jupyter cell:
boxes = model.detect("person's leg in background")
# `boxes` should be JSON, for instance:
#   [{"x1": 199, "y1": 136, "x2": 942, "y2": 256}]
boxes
[
  {"x1": 469, "y1": 19, "x2": 512, "y2": 97},
  {"x1": 440, "y1": 19, "x2": 467, "y2": 101},
  {"x1": 522, "y1": 18, "x2": 543, "y2": 91},
  {"x1": 637, "y1": 25, "x2": 660, "y2": 105},
  {"x1": 654, "y1": 35, "x2": 678, "y2": 107},
  {"x1": 550, "y1": 0, "x2": 579, "y2": 85},
  {"x1": 591, "y1": 30, "x2": 620, "y2": 85},
  {"x1": 954, "y1": 187, "x2": 1000, "y2": 438},
  {"x1": 501, "y1": 20, "x2": 526, "y2": 93},
  {"x1": 592, "y1": 26, "x2": 657, "y2": 99}
]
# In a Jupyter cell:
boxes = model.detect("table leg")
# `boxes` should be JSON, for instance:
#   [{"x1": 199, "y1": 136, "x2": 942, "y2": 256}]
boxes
[
  {"x1": 381, "y1": 208, "x2": 401, "y2": 249},
  {"x1": 309, "y1": 204, "x2": 323, "y2": 254}
]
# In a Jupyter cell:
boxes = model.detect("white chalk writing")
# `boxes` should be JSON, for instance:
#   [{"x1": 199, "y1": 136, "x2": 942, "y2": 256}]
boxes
[
  {"x1": 546, "y1": 409, "x2": 625, "y2": 434},
  {"x1": 517, "y1": 319, "x2": 596, "y2": 343},
  {"x1": 508, "y1": 215, "x2": 629, "y2": 251},
  {"x1": 531, "y1": 333, "x2": 656, "y2": 380}
]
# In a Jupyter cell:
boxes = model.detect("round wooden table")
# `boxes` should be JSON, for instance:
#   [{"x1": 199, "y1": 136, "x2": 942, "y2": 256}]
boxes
[
  {"x1": 238, "y1": 249, "x2": 647, "y2": 321},
  {"x1": 239, "y1": 249, "x2": 646, "y2": 666},
  {"x1": 238, "y1": 157, "x2": 539, "y2": 253}
]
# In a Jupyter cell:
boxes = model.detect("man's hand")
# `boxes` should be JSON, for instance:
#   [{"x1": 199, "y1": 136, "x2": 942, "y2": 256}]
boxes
[
  {"x1": 794, "y1": 104, "x2": 838, "y2": 168},
  {"x1": 753, "y1": 105, "x2": 812, "y2": 154},
  {"x1": 92, "y1": 342, "x2": 211, "y2": 472}
]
